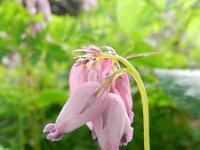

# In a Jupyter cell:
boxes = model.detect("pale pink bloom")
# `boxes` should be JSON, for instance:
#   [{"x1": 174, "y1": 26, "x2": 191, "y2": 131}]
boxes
[
  {"x1": 69, "y1": 58, "x2": 113, "y2": 91},
  {"x1": 25, "y1": 0, "x2": 37, "y2": 15},
  {"x1": 69, "y1": 58, "x2": 95, "y2": 92},
  {"x1": 69, "y1": 57, "x2": 113, "y2": 133},
  {"x1": 44, "y1": 46, "x2": 134, "y2": 149},
  {"x1": 36, "y1": 0, "x2": 51, "y2": 21},
  {"x1": 92, "y1": 93, "x2": 133, "y2": 150},
  {"x1": 44, "y1": 81, "x2": 109, "y2": 141},
  {"x1": 21, "y1": 0, "x2": 51, "y2": 21},
  {"x1": 114, "y1": 73, "x2": 134, "y2": 123},
  {"x1": 96, "y1": 58, "x2": 113, "y2": 81}
]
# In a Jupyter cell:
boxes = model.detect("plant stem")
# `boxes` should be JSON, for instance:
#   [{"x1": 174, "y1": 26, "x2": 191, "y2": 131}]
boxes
[
  {"x1": 99, "y1": 54, "x2": 150, "y2": 150},
  {"x1": 95, "y1": 68, "x2": 128, "y2": 95}
]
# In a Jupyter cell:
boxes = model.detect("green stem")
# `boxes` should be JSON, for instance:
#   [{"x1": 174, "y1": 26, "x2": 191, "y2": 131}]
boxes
[
  {"x1": 95, "y1": 68, "x2": 128, "y2": 95},
  {"x1": 99, "y1": 54, "x2": 150, "y2": 150}
]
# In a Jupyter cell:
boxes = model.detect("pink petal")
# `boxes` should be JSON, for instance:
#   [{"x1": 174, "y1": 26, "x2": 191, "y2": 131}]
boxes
[
  {"x1": 55, "y1": 82, "x2": 100, "y2": 132},
  {"x1": 44, "y1": 81, "x2": 110, "y2": 141},
  {"x1": 36, "y1": 0, "x2": 51, "y2": 21},
  {"x1": 87, "y1": 67, "x2": 98, "y2": 82},
  {"x1": 43, "y1": 81, "x2": 99, "y2": 141},
  {"x1": 43, "y1": 123, "x2": 64, "y2": 141},
  {"x1": 114, "y1": 73, "x2": 133, "y2": 123},
  {"x1": 86, "y1": 122, "x2": 93, "y2": 130},
  {"x1": 57, "y1": 87, "x2": 108, "y2": 133},
  {"x1": 87, "y1": 45, "x2": 102, "y2": 57},
  {"x1": 92, "y1": 93, "x2": 133, "y2": 150},
  {"x1": 97, "y1": 58, "x2": 113, "y2": 80},
  {"x1": 86, "y1": 122, "x2": 97, "y2": 139},
  {"x1": 69, "y1": 59, "x2": 94, "y2": 92},
  {"x1": 69, "y1": 58, "x2": 112, "y2": 92},
  {"x1": 120, "y1": 127, "x2": 133, "y2": 145},
  {"x1": 47, "y1": 131, "x2": 64, "y2": 141},
  {"x1": 43, "y1": 123, "x2": 55, "y2": 133}
]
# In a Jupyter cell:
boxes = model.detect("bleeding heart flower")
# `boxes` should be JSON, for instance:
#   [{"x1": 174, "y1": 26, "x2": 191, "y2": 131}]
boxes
[
  {"x1": 43, "y1": 45, "x2": 134, "y2": 149},
  {"x1": 44, "y1": 81, "x2": 109, "y2": 140},
  {"x1": 91, "y1": 93, "x2": 133, "y2": 150}
]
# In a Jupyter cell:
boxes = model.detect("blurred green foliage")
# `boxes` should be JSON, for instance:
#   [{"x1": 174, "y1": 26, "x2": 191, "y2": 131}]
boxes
[{"x1": 0, "y1": 0, "x2": 200, "y2": 150}]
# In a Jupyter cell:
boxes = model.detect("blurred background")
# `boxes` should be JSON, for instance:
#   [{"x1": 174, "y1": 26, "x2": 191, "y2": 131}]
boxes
[{"x1": 0, "y1": 0, "x2": 200, "y2": 150}]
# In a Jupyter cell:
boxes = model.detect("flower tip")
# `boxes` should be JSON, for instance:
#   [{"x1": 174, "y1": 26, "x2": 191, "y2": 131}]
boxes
[
  {"x1": 127, "y1": 127, "x2": 134, "y2": 141},
  {"x1": 46, "y1": 132, "x2": 64, "y2": 141},
  {"x1": 128, "y1": 111, "x2": 134, "y2": 123},
  {"x1": 43, "y1": 123, "x2": 55, "y2": 133}
]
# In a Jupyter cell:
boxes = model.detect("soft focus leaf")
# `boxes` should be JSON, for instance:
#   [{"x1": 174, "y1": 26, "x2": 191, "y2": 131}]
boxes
[
  {"x1": 36, "y1": 89, "x2": 67, "y2": 108},
  {"x1": 117, "y1": 0, "x2": 166, "y2": 36},
  {"x1": 155, "y1": 69, "x2": 200, "y2": 117}
]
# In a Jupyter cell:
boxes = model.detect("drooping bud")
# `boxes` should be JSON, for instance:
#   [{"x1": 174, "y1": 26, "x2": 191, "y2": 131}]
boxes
[{"x1": 43, "y1": 46, "x2": 134, "y2": 149}]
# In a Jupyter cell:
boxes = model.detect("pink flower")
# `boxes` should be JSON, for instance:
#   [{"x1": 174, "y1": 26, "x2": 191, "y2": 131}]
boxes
[
  {"x1": 69, "y1": 58, "x2": 96, "y2": 92},
  {"x1": 21, "y1": 0, "x2": 51, "y2": 21},
  {"x1": 36, "y1": 0, "x2": 51, "y2": 21},
  {"x1": 114, "y1": 73, "x2": 134, "y2": 123},
  {"x1": 43, "y1": 46, "x2": 134, "y2": 149},
  {"x1": 44, "y1": 81, "x2": 109, "y2": 141},
  {"x1": 91, "y1": 93, "x2": 133, "y2": 150}
]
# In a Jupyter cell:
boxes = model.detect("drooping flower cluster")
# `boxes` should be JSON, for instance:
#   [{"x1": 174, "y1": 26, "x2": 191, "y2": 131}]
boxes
[{"x1": 43, "y1": 46, "x2": 134, "y2": 150}]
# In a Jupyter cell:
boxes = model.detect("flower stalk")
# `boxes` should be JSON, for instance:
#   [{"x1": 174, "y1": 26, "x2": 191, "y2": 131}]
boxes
[
  {"x1": 44, "y1": 45, "x2": 150, "y2": 150},
  {"x1": 95, "y1": 68, "x2": 128, "y2": 96},
  {"x1": 99, "y1": 53, "x2": 150, "y2": 150}
]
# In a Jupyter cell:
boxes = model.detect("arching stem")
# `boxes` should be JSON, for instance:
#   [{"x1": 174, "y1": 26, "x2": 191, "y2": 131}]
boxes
[
  {"x1": 95, "y1": 68, "x2": 128, "y2": 95},
  {"x1": 98, "y1": 54, "x2": 150, "y2": 150}
]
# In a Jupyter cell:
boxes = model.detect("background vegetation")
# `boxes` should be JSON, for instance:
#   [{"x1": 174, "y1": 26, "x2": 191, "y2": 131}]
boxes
[{"x1": 0, "y1": 0, "x2": 200, "y2": 150}]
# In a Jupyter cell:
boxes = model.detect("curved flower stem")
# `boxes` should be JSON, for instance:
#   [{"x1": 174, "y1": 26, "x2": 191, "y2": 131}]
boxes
[
  {"x1": 98, "y1": 54, "x2": 150, "y2": 150},
  {"x1": 95, "y1": 68, "x2": 128, "y2": 95}
]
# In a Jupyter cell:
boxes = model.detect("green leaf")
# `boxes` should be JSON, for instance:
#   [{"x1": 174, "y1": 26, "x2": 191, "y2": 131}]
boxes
[
  {"x1": 30, "y1": 49, "x2": 41, "y2": 65},
  {"x1": 117, "y1": 0, "x2": 165, "y2": 35},
  {"x1": 155, "y1": 69, "x2": 200, "y2": 117},
  {"x1": 35, "y1": 89, "x2": 67, "y2": 108}
]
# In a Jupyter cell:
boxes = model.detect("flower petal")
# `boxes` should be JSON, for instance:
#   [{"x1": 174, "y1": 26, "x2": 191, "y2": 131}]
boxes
[
  {"x1": 47, "y1": 131, "x2": 64, "y2": 141},
  {"x1": 120, "y1": 127, "x2": 133, "y2": 145},
  {"x1": 69, "y1": 59, "x2": 94, "y2": 92},
  {"x1": 92, "y1": 93, "x2": 133, "y2": 150},
  {"x1": 114, "y1": 73, "x2": 133, "y2": 123},
  {"x1": 43, "y1": 81, "x2": 100, "y2": 140},
  {"x1": 86, "y1": 122, "x2": 97, "y2": 139},
  {"x1": 57, "y1": 89, "x2": 109, "y2": 133},
  {"x1": 97, "y1": 58, "x2": 113, "y2": 80},
  {"x1": 55, "y1": 82, "x2": 100, "y2": 131},
  {"x1": 44, "y1": 81, "x2": 110, "y2": 140},
  {"x1": 43, "y1": 123, "x2": 55, "y2": 133}
]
